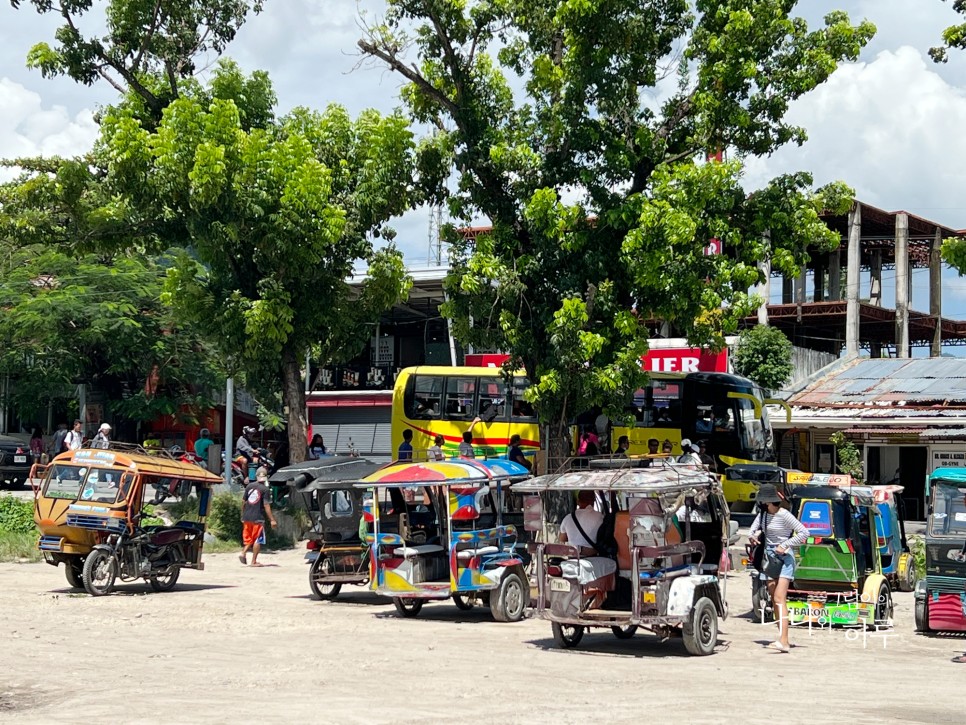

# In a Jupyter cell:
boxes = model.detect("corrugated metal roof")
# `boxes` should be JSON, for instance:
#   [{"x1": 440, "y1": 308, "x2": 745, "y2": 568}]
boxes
[
  {"x1": 790, "y1": 357, "x2": 966, "y2": 407},
  {"x1": 842, "y1": 427, "x2": 927, "y2": 434},
  {"x1": 922, "y1": 428, "x2": 966, "y2": 438},
  {"x1": 789, "y1": 407, "x2": 966, "y2": 419}
]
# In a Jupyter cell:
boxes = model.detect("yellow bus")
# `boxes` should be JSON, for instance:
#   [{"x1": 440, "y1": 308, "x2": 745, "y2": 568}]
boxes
[{"x1": 392, "y1": 366, "x2": 784, "y2": 477}]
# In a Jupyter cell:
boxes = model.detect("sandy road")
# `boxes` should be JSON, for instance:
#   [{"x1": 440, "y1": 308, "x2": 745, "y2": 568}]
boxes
[{"x1": 1, "y1": 547, "x2": 963, "y2": 725}]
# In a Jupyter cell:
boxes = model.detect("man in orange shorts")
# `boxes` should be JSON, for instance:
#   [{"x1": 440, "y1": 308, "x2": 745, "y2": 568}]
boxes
[{"x1": 240, "y1": 467, "x2": 277, "y2": 566}]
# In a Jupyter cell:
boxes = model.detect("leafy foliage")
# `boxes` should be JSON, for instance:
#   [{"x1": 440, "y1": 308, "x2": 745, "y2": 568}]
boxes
[
  {"x1": 0, "y1": 496, "x2": 37, "y2": 535},
  {"x1": 13, "y1": 0, "x2": 263, "y2": 122},
  {"x1": 731, "y1": 325, "x2": 794, "y2": 392},
  {"x1": 207, "y1": 492, "x2": 243, "y2": 543},
  {"x1": 931, "y1": 0, "x2": 966, "y2": 62},
  {"x1": 830, "y1": 431, "x2": 864, "y2": 483},
  {"x1": 359, "y1": 0, "x2": 871, "y2": 457}
]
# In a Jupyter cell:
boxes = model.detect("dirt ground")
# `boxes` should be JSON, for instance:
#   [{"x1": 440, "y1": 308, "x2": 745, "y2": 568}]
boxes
[{"x1": 1, "y1": 547, "x2": 964, "y2": 725}]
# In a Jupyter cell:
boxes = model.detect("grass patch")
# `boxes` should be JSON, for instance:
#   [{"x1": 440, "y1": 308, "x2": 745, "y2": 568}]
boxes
[
  {"x1": 204, "y1": 537, "x2": 243, "y2": 554},
  {"x1": 0, "y1": 530, "x2": 41, "y2": 562}
]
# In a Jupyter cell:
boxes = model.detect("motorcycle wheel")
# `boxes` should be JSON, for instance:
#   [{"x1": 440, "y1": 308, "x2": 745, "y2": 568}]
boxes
[
  {"x1": 82, "y1": 549, "x2": 117, "y2": 596},
  {"x1": 64, "y1": 560, "x2": 84, "y2": 589},
  {"x1": 149, "y1": 565, "x2": 181, "y2": 592},
  {"x1": 309, "y1": 557, "x2": 342, "y2": 600}
]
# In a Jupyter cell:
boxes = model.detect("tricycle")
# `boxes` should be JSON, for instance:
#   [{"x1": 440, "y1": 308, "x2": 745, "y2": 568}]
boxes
[
  {"x1": 33, "y1": 446, "x2": 222, "y2": 596},
  {"x1": 273, "y1": 456, "x2": 382, "y2": 600},
  {"x1": 756, "y1": 483, "x2": 893, "y2": 627},
  {"x1": 518, "y1": 461, "x2": 731, "y2": 655},
  {"x1": 360, "y1": 458, "x2": 532, "y2": 621},
  {"x1": 915, "y1": 468, "x2": 966, "y2": 633}
]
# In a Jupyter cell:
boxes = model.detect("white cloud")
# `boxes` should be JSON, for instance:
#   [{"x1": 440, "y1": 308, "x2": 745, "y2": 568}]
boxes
[
  {"x1": 0, "y1": 77, "x2": 98, "y2": 180},
  {"x1": 743, "y1": 46, "x2": 966, "y2": 230}
]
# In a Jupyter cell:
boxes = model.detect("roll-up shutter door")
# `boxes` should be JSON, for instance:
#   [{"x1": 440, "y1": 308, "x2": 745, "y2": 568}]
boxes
[{"x1": 310, "y1": 405, "x2": 392, "y2": 455}]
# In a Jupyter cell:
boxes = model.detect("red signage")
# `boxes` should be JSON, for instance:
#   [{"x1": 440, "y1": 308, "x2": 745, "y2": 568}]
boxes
[
  {"x1": 642, "y1": 347, "x2": 728, "y2": 373},
  {"x1": 464, "y1": 353, "x2": 511, "y2": 368},
  {"x1": 704, "y1": 238, "x2": 722, "y2": 256}
]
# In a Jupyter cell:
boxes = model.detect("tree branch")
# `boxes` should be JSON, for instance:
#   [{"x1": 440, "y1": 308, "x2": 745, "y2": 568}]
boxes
[{"x1": 357, "y1": 39, "x2": 459, "y2": 117}]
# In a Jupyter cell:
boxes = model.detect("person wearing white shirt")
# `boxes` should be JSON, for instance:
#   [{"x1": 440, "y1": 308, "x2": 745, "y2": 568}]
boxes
[
  {"x1": 559, "y1": 490, "x2": 604, "y2": 552},
  {"x1": 65, "y1": 420, "x2": 84, "y2": 451}
]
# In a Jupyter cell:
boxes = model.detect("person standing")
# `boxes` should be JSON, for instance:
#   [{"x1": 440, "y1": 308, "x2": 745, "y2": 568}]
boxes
[
  {"x1": 428, "y1": 434, "x2": 445, "y2": 461},
  {"x1": 398, "y1": 429, "x2": 414, "y2": 461},
  {"x1": 50, "y1": 422, "x2": 69, "y2": 459},
  {"x1": 677, "y1": 439, "x2": 702, "y2": 465},
  {"x1": 29, "y1": 427, "x2": 44, "y2": 464},
  {"x1": 507, "y1": 434, "x2": 532, "y2": 472},
  {"x1": 194, "y1": 428, "x2": 213, "y2": 469},
  {"x1": 458, "y1": 431, "x2": 475, "y2": 458},
  {"x1": 240, "y1": 467, "x2": 277, "y2": 567},
  {"x1": 748, "y1": 484, "x2": 808, "y2": 653},
  {"x1": 65, "y1": 420, "x2": 84, "y2": 451},
  {"x1": 91, "y1": 423, "x2": 111, "y2": 449}
]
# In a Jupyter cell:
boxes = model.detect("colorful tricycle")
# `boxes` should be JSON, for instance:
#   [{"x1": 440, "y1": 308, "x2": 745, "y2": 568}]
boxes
[
  {"x1": 915, "y1": 468, "x2": 966, "y2": 633},
  {"x1": 518, "y1": 463, "x2": 730, "y2": 655},
  {"x1": 772, "y1": 483, "x2": 893, "y2": 627},
  {"x1": 361, "y1": 458, "x2": 532, "y2": 620}
]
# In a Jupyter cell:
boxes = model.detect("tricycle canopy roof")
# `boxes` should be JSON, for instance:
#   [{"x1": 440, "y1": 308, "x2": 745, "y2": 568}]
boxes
[
  {"x1": 356, "y1": 459, "x2": 515, "y2": 488},
  {"x1": 271, "y1": 456, "x2": 381, "y2": 491},
  {"x1": 929, "y1": 467, "x2": 966, "y2": 484},
  {"x1": 514, "y1": 466, "x2": 718, "y2": 494},
  {"x1": 789, "y1": 484, "x2": 875, "y2": 507},
  {"x1": 49, "y1": 448, "x2": 222, "y2": 485}
]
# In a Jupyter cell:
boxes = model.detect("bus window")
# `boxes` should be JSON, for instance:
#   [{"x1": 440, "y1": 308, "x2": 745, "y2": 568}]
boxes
[
  {"x1": 478, "y1": 380, "x2": 507, "y2": 421},
  {"x1": 737, "y1": 398, "x2": 765, "y2": 454},
  {"x1": 510, "y1": 379, "x2": 537, "y2": 420},
  {"x1": 408, "y1": 376, "x2": 443, "y2": 419},
  {"x1": 444, "y1": 377, "x2": 477, "y2": 419},
  {"x1": 650, "y1": 380, "x2": 681, "y2": 426}
]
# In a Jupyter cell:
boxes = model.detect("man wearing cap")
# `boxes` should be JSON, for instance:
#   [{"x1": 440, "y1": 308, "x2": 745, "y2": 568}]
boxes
[
  {"x1": 240, "y1": 467, "x2": 277, "y2": 567},
  {"x1": 677, "y1": 439, "x2": 702, "y2": 466},
  {"x1": 91, "y1": 423, "x2": 112, "y2": 450}
]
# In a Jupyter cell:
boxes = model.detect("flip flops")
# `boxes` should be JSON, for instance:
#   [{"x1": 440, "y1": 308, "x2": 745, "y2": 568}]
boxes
[
  {"x1": 951, "y1": 654, "x2": 966, "y2": 663},
  {"x1": 769, "y1": 641, "x2": 790, "y2": 653},
  {"x1": 238, "y1": 554, "x2": 247, "y2": 565}
]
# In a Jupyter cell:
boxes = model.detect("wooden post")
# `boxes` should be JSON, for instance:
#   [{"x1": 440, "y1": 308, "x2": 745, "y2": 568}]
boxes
[
  {"x1": 829, "y1": 247, "x2": 842, "y2": 300},
  {"x1": 846, "y1": 203, "x2": 862, "y2": 356},
  {"x1": 869, "y1": 250, "x2": 882, "y2": 306},
  {"x1": 931, "y1": 226, "x2": 943, "y2": 357},
  {"x1": 895, "y1": 213, "x2": 910, "y2": 358}
]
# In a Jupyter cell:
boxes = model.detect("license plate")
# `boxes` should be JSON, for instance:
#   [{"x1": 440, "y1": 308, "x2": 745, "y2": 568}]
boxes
[
  {"x1": 643, "y1": 591, "x2": 656, "y2": 604},
  {"x1": 550, "y1": 578, "x2": 570, "y2": 592},
  {"x1": 13, "y1": 455, "x2": 26, "y2": 463}
]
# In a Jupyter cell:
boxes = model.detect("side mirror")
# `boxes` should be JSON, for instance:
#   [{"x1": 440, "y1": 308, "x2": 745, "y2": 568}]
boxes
[{"x1": 728, "y1": 520, "x2": 740, "y2": 545}]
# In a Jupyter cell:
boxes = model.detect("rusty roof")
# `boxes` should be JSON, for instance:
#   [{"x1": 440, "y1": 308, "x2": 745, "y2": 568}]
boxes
[{"x1": 789, "y1": 357, "x2": 966, "y2": 409}]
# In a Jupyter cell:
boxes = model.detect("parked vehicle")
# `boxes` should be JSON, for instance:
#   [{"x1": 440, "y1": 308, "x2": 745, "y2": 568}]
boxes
[
  {"x1": 360, "y1": 458, "x2": 531, "y2": 620},
  {"x1": 0, "y1": 434, "x2": 32, "y2": 489},
  {"x1": 33, "y1": 447, "x2": 222, "y2": 595},
  {"x1": 753, "y1": 484, "x2": 893, "y2": 627},
  {"x1": 272, "y1": 456, "x2": 382, "y2": 600},
  {"x1": 915, "y1": 468, "x2": 966, "y2": 633},
  {"x1": 518, "y1": 462, "x2": 731, "y2": 655}
]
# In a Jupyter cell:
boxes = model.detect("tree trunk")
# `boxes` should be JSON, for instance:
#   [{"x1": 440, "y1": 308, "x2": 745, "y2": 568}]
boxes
[
  {"x1": 542, "y1": 421, "x2": 572, "y2": 475},
  {"x1": 281, "y1": 347, "x2": 308, "y2": 465}
]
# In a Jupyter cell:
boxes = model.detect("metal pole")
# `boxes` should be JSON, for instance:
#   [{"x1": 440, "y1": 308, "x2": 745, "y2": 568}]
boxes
[
  {"x1": 78, "y1": 384, "x2": 87, "y2": 439},
  {"x1": 224, "y1": 377, "x2": 234, "y2": 487}
]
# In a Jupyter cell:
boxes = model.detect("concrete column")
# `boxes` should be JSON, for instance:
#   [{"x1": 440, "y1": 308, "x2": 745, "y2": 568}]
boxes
[
  {"x1": 757, "y1": 254, "x2": 771, "y2": 326},
  {"x1": 829, "y1": 247, "x2": 842, "y2": 300},
  {"x1": 895, "y1": 213, "x2": 910, "y2": 358},
  {"x1": 931, "y1": 227, "x2": 943, "y2": 357},
  {"x1": 814, "y1": 258, "x2": 825, "y2": 302},
  {"x1": 846, "y1": 203, "x2": 862, "y2": 356},
  {"x1": 869, "y1": 250, "x2": 882, "y2": 306},
  {"x1": 795, "y1": 268, "x2": 807, "y2": 322},
  {"x1": 782, "y1": 276, "x2": 794, "y2": 304}
]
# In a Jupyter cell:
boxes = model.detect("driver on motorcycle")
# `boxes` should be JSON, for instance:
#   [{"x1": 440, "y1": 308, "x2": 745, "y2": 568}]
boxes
[{"x1": 236, "y1": 426, "x2": 257, "y2": 463}]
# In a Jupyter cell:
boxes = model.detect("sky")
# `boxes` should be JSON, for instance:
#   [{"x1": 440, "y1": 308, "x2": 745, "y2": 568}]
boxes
[{"x1": 3, "y1": 1, "x2": 966, "y2": 315}]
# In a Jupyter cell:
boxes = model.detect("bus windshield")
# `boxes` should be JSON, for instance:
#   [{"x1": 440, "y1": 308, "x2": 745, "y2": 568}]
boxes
[{"x1": 929, "y1": 482, "x2": 966, "y2": 536}]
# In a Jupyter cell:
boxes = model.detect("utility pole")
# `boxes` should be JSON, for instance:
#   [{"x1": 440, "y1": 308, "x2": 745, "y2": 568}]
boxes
[{"x1": 224, "y1": 378, "x2": 234, "y2": 488}]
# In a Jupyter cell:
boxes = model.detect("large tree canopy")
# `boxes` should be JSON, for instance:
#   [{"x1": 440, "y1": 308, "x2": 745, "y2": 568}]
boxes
[{"x1": 359, "y1": 0, "x2": 871, "y2": 459}]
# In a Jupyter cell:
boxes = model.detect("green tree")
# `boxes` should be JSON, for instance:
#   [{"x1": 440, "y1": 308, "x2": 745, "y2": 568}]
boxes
[
  {"x1": 930, "y1": 0, "x2": 966, "y2": 62},
  {"x1": 829, "y1": 431, "x2": 863, "y2": 482},
  {"x1": 0, "y1": 233, "x2": 220, "y2": 427},
  {"x1": 13, "y1": 0, "x2": 263, "y2": 122},
  {"x1": 731, "y1": 325, "x2": 793, "y2": 393},
  {"x1": 359, "y1": 0, "x2": 870, "y2": 461}
]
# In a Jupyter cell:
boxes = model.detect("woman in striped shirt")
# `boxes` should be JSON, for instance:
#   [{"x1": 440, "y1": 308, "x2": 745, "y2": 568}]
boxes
[{"x1": 749, "y1": 484, "x2": 808, "y2": 653}]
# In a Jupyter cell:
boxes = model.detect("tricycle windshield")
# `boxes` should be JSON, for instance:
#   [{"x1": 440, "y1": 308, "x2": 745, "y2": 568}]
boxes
[
  {"x1": 44, "y1": 465, "x2": 126, "y2": 504},
  {"x1": 929, "y1": 482, "x2": 966, "y2": 536}
]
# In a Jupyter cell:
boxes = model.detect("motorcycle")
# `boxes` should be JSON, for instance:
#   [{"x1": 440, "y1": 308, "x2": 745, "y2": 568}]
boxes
[{"x1": 81, "y1": 487, "x2": 202, "y2": 596}]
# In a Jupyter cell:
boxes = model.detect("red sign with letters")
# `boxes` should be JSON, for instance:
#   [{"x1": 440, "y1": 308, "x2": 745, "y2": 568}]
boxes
[
  {"x1": 464, "y1": 353, "x2": 511, "y2": 368},
  {"x1": 642, "y1": 347, "x2": 728, "y2": 373}
]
